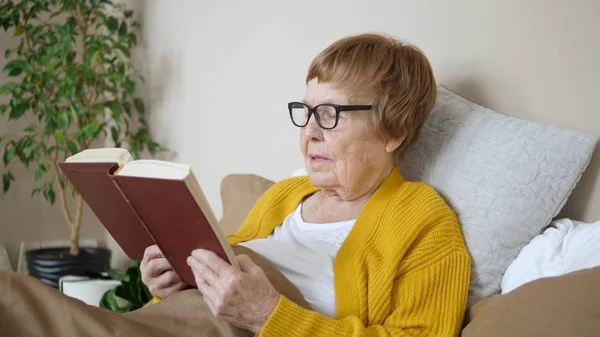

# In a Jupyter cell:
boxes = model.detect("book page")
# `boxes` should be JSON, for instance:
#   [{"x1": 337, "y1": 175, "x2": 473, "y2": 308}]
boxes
[
  {"x1": 117, "y1": 160, "x2": 189, "y2": 180},
  {"x1": 65, "y1": 148, "x2": 133, "y2": 166},
  {"x1": 184, "y1": 171, "x2": 239, "y2": 269}
]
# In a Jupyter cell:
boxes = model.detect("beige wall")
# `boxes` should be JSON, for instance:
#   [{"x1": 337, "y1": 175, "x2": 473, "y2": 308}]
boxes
[
  {"x1": 2, "y1": 0, "x2": 599, "y2": 268},
  {"x1": 141, "y1": 0, "x2": 599, "y2": 222}
]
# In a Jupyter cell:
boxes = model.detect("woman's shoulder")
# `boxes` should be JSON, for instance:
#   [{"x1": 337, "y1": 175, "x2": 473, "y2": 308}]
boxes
[
  {"x1": 377, "y1": 174, "x2": 456, "y2": 220},
  {"x1": 399, "y1": 180, "x2": 453, "y2": 211},
  {"x1": 371, "y1": 178, "x2": 465, "y2": 247}
]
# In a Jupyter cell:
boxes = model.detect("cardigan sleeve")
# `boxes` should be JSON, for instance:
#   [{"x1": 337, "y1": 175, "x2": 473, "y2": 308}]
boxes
[{"x1": 258, "y1": 249, "x2": 471, "y2": 337}]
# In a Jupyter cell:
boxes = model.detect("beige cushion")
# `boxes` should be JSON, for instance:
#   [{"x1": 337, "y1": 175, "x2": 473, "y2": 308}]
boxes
[
  {"x1": 461, "y1": 267, "x2": 600, "y2": 337},
  {"x1": 218, "y1": 174, "x2": 275, "y2": 235}
]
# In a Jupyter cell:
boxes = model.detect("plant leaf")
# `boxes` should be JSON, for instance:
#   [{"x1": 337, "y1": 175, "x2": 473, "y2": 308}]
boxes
[
  {"x1": 0, "y1": 82, "x2": 17, "y2": 95},
  {"x1": 107, "y1": 268, "x2": 127, "y2": 281},
  {"x1": 86, "y1": 121, "x2": 102, "y2": 137},
  {"x1": 54, "y1": 130, "x2": 65, "y2": 143},
  {"x1": 90, "y1": 104, "x2": 104, "y2": 116},
  {"x1": 115, "y1": 283, "x2": 137, "y2": 304},
  {"x1": 110, "y1": 101, "x2": 123, "y2": 118},
  {"x1": 117, "y1": 45, "x2": 130, "y2": 58},
  {"x1": 123, "y1": 79, "x2": 135, "y2": 95},
  {"x1": 100, "y1": 288, "x2": 125, "y2": 312},
  {"x1": 118, "y1": 22, "x2": 127, "y2": 36},
  {"x1": 2, "y1": 172, "x2": 15, "y2": 193},
  {"x1": 35, "y1": 163, "x2": 47, "y2": 181},
  {"x1": 106, "y1": 17, "x2": 118, "y2": 32},
  {"x1": 91, "y1": 50, "x2": 100, "y2": 69},
  {"x1": 3, "y1": 145, "x2": 14, "y2": 165},
  {"x1": 43, "y1": 187, "x2": 56, "y2": 205},
  {"x1": 66, "y1": 140, "x2": 79, "y2": 155},
  {"x1": 99, "y1": 288, "x2": 112, "y2": 309},
  {"x1": 111, "y1": 126, "x2": 119, "y2": 145},
  {"x1": 3, "y1": 60, "x2": 26, "y2": 77},
  {"x1": 133, "y1": 97, "x2": 144, "y2": 114},
  {"x1": 24, "y1": 123, "x2": 36, "y2": 133},
  {"x1": 9, "y1": 102, "x2": 29, "y2": 119},
  {"x1": 31, "y1": 187, "x2": 42, "y2": 197},
  {"x1": 58, "y1": 111, "x2": 70, "y2": 128},
  {"x1": 70, "y1": 105, "x2": 79, "y2": 122},
  {"x1": 13, "y1": 24, "x2": 24, "y2": 36},
  {"x1": 22, "y1": 137, "x2": 37, "y2": 159}
]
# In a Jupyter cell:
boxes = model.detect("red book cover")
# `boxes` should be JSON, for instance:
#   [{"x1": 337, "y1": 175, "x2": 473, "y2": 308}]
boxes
[
  {"x1": 60, "y1": 150, "x2": 237, "y2": 287},
  {"x1": 58, "y1": 162, "x2": 155, "y2": 261}
]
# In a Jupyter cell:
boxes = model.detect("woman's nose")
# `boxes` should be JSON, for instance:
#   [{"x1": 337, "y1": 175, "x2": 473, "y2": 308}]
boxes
[{"x1": 302, "y1": 115, "x2": 324, "y2": 141}]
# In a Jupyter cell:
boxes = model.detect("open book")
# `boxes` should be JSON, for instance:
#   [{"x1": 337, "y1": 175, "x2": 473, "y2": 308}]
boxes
[{"x1": 58, "y1": 148, "x2": 238, "y2": 286}]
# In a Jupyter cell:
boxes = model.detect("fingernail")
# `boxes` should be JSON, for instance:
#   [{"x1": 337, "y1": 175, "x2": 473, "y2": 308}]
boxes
[{"x1": 187, "y1": 256, "x2": 192, "y2": 266}]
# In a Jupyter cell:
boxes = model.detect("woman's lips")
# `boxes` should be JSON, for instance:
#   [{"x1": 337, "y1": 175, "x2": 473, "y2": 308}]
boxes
[{"x1": 308, "y1": 154, "x2": 329, "y2": 164}]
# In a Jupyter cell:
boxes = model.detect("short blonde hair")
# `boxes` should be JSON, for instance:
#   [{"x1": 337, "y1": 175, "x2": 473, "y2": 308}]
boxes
[{"x1": 306, "y1": 33, "x2": 437, "y2": 160}]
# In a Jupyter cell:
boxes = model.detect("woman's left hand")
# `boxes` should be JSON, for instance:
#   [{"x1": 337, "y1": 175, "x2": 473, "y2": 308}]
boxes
[{"x1": 187, "y1": 250, "x2": 280, "y2": 334}]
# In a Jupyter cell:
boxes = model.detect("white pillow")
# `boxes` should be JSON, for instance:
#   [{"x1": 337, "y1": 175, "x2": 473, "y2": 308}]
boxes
[
  {"x1": 501, "y1": 219, "x2": 600, "y2": 294},
  {"x1": 401, "y1": 87, "x2": 598, "y2": 305}
]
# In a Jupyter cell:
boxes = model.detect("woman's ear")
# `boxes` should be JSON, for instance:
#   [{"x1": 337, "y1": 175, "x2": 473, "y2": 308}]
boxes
[{"x1": 385, "y1": 137, "x2": 404, "y2": 153}]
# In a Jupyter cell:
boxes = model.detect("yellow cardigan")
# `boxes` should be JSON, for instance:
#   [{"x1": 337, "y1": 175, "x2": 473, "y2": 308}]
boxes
[{"x1": 227, "y1": 169, "x2": 471, "y2": 337}]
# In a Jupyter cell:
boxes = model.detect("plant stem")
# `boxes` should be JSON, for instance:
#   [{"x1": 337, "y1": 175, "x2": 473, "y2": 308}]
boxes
[
  {"x1": 52, "y1": 139, "x2": 74, "y2": 230},
  {"x1": 88, "y1": 72, "x2": 99, "y2": 105},
  {"x1": 70, "y1": 225, "x2": 80, "y2": 256},
  {"x1": 24, "y1": 23, "x2": 31, "y2": 49},
  {"x1": 53, "y1": 161, "x2": 74, "y2": 224},
  {"x1": 79, "y1": 6, "x2": 93, "y2": 70},
  {"x1": 70, "y1": 195, "x2": 84, "y2": 256},
  {"x1": 64, "y1": 6, "x2": 95, "y2": 257}
]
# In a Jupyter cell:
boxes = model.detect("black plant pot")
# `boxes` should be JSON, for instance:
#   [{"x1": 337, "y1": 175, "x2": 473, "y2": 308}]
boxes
[{"x1": 26, "y1": 247, "x2": 112, "y2": 289}]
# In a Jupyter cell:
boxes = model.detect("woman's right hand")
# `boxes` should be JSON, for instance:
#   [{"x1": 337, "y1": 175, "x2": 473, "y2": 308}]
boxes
[{"x1": 140, "y1": 245, "x2": 186, "y2": 300}]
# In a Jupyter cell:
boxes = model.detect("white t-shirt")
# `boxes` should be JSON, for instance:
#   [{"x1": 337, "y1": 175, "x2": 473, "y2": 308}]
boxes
[{"x1": 238, "y1": 203, "x2": 356, "y2": 318}]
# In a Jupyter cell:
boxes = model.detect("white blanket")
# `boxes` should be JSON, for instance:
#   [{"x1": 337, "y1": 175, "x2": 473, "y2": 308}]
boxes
[{"x1": 501, "y1": 218, "x2": 600, "y2": 294}]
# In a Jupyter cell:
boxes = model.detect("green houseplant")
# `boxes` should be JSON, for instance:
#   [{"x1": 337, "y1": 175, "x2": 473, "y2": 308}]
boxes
[
  {"x1": 0, "y1": 0, "x2": 161, "y2": 286},
  {"x1": 100, "y1": 260, "x2": 153, "y2": 312}
]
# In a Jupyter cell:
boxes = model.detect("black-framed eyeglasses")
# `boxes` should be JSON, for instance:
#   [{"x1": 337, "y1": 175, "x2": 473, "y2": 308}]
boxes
[{"x1": 288, "y1": 102, "x2": 372, "y2": 130}]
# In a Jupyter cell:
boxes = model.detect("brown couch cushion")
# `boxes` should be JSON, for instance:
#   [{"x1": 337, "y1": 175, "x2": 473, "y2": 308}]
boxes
[
  {"x1": 461, "y1": 266, "x2": 600, "y2": 337},
  {"x1": 219, "y1": 173, "x2": 275, "y2": 235},
  {"x1": 0, "y1": 245, "x2": 308, "y2": 337}
]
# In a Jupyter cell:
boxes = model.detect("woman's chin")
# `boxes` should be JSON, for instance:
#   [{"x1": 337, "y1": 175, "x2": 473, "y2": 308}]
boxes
[{"x1": 307, "y1": 171, "x2": 337, "y2": 189}]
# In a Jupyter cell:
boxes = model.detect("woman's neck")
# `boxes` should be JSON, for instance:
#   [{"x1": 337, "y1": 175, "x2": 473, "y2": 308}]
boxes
[
  {"x1": 303, "y1": 164, "x2": 396, "y2": 223},
  {"x1": 321, "y1": 163, "x2": 395, "y2": 202}
]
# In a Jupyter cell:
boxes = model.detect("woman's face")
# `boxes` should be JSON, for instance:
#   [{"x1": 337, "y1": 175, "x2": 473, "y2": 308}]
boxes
[{"x1": 300, "y1": 78, "x2": 397, "y2": 200}]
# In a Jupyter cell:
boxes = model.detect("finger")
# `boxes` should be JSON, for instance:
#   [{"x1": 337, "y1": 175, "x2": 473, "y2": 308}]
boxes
[
  {"x1": 191, "y1": 249, "x2": 232, "y2": 275},
  {"x1": 154, "y1": 270, "x2": 181, "y2": 289},
  {"x1": 143, "y1": 245, "x2": 164, "y2": 262},
  {"x1": 193, "y1": 271, "x2": 218, "y2": 304},
  {"x1": 188, "y1": 256, "x2": 219, "y2": 286},
  {"x1": 188, "y1": 256, "x2": 210, "y2": 287},
  {"x1": 147, "y1": 257, "x2": 174, "y2": 278},
  {"x1": 161, "y1": 281, "x2": 187, "y2": 298},
  {"x1": 141, "y1": 245, "x2": 156, "y2": 269}
]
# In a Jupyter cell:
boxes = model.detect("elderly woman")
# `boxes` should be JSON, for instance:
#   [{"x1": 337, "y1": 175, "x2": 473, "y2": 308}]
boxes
[{"x1": 142, "y1": 33, "x2": 471, "y2": 337}]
